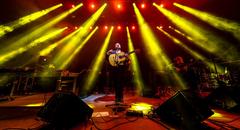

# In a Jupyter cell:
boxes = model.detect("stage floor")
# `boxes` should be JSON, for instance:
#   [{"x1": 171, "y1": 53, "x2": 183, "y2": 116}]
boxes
[{"x1": 0, "y1": 92, "x2": 240, "y2": 130}]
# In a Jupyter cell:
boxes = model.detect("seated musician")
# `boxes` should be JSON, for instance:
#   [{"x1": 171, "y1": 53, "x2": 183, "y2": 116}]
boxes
[{"x1": 106, "y1": 43, "x2": 130, "y2": 103}]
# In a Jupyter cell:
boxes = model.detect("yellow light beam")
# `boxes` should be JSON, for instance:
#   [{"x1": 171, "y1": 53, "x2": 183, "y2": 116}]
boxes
[
  {"x1": 134, "y1": 3, "x2": 186, "y2": 89},
  {"x1": 60, "y1": 26, "x2": 99, "y2": 69},
  {"x1": 167, "y1": 26, "x2": 225, "y2": 73},
  {"x1": 53, "y1": 4, "x2": 107, "y2": 67},
  {"x1": 0, "y1": 3, "x2": 83, "y2": 54},
  {"x1": 168, "y1": 26, "x2": 194, "y2": 42},
  {"x1": 153, "y1": 3, "x2": 239, "y2": 60},
  {"x1": 0, "y1": 27, "x2": 67, "y2": 65},
  {"x1": 39, "y1": 28, "x2": 81, "y2": 56},
  {"x1": 0, "y1": 3, "x2": 63, "y2": 38},
  {"x1": 133, "y1": 3, "x2": 166, "y2": 70},
  {"x1": 20, "y1": 28, "x2": 81, "y2": 67},
  {"x1": 126, "y1": 27, "x2": 144, "y2": 95},
  {"x1": 82, "y1": 27, "x2": 114, "y2": 94},
  {"x1": 157, "y1": 26, "x2": 224, "y2": 73},
  {"x1": 173, "y1": 3, "x2": 240, "y2": 41}
]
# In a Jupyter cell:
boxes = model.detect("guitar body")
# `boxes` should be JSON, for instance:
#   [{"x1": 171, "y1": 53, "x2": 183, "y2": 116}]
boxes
[
  {"x1": 109, "y1": 52, "x2": 128, "y2": 67},
  {"x1": 108, "y1": 50, "x2": 138, "y2": 67}
]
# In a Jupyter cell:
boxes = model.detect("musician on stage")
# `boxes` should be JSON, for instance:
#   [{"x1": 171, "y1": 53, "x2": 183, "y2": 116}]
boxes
[
  {"x1": 106, "y1": 43, "x2": 130, "y2": 103},
  {"x1": 174, "y1": 56, "x2": 199, "y2": 91}
]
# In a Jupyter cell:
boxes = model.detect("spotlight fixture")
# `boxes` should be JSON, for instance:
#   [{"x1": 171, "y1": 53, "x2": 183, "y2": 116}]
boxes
[
  {"x1": 117, "y1": 4, "x2": 122, "y2": 9},
  {"x1": 104, "y1": 26, "x2": 108, "y2": 30},
  {"x1": 141, "y1": 3, "x2": 145, "y2": 9},
  {"x1": 90, "y1": 4, "x2": 95, "y2": 9},
  {"x1": 117, "y1": 25, "x2": 122, "y2": 30},
  {"x1": 131, "y1": 25, "x2": 136, "y2": 30}
]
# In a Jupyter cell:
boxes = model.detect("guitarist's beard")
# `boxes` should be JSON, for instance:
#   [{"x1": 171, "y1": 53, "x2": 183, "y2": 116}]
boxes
[{"x1": 114, "y1": 48, "x2": 121, "y2": 51}]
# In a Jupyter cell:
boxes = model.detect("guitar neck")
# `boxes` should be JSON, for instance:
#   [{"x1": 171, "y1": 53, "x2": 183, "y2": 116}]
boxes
[{"x1": 127, "y1": 51, "x2": 135, "y2": 55}]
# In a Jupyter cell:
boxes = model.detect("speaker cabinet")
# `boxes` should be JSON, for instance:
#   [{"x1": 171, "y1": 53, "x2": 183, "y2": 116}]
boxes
[
  {"x1": 37, "y1": 92, "x2": 93, "y2": 128},
  {"x1": 155, "y1": 90, "x2": 213, "y2": 130},
  {"x1": 207, "y1": 85, "x2": 240, "y2": 111}
]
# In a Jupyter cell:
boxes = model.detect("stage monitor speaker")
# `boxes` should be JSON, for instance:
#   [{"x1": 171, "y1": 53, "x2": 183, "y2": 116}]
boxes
[
  {"x1": 37, "y1": 92, "x2": 93, "y2": 128},
  {"x1": 206, "y1": 85, "x2": 240, "y2": 111},
  {"x1": 155, "y1": 90, "x2": 213, "y2": 130}
]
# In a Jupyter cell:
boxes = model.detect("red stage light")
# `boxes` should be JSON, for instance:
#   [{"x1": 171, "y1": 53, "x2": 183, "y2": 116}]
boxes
[
  {"x1": 141, "y1": 3, "x2": 145, "y2": 9},
  {"x1": 74, "y1": 26, "x2": 78, "y2": 29},
  {"x1": 71, "y1": 4, "x2": 75, "y2": 8},
  {"x1": 90, "y1": 26, "x2": 93, "y2": 30},
  {"x1": 104, "y1": 26, "x2": 108, "y2": 30},
  {"x1": 117, "y1": 26, "x2": 122, "y2": 30},
  {"x1": 90, "y1": 4, "x2": 95, "y2": 9},
  {"x1": 160, "y1": 4, "x2": 164, "y2": 8},
  {"x1": 117, "y1": 4, "x2": 122, "y2": 9},
  {"x1": 131, "y1": 26, "x2": 136, "y2": 30}
]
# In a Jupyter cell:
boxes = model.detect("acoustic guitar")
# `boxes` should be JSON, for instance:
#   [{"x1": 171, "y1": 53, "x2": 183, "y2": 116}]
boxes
[{"x1": 108, "y1": 50, "x2": 137, "y2": 67}]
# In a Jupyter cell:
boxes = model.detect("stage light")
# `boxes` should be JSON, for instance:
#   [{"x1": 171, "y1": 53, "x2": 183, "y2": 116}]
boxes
[
  {"x1": 127, "y1": 27, "x2": 144, "y2": 95},
  {"x1": 60, "y1": 27, "x2": 99, "y2": 69},
  {"x1": 168, "y1": 26, "x2": 194, "y2": 41},
  {"x1": 133, "y1": 3, "x2": 165, "y2": 70},
  {"x1": 90, "y1": 26, "x2": 93, "y2": 30},
  {"x1": 39, "y1": 28, "x2": 80, "y2": 56},
  {"x1": 117, "y1": 4, "x2": 122, "y2": 9},
  {"x1": 0, "y1": 3, "x2": 82, "y2": 56},
  {"x1": 117, "y1": 25, "x2": 121, "y2": 30},
  {"x1": 174, "y1": 3, "x2": 240, "y2": 42},
  {"x1": 133, "y1": 3, "x2": 186, "y2": 89},
  {"x1": 104, "y1": 26, "x2": 108, "y2": 30},
  {"x1": 131, "y1": 25, "x2": 136, "y2": 30},
  {"x1": 74, "y1": 26, "x2": 78, "y2": 29},
  {"x1": 0, "y1": 27, "x2": 66, "y2": 65},
  {"x1": 90, "y1": 4, "x2": 95, "y2": 9},
  {"x1": 53, "y1": 3, "x2": 107, "y2": 69},
  {"x1": 160, "y1": 4, "x2": 164, "y2": 8},
  {"x1": 71, "y1": 4, "x2": 75, "y2": 8},
  {"x1": 82, "y1": 27, "x2": 114, "y2": 95},
  {"x1": 168, "y1": 26, "x2": 224, "y2": 73},
  {"x1": 154, "y1": 3, "x2": 239, "y2": 60},
  {"x1": 156, "y1": 26, "x2": 223, "y2": 73},
  {"x1": 0, "y1": 3, "x2": 63, "y2": 38},
  {"x1": 21, "y1": 27, "x2": 82, "y2": 67},
  {"x1": 141, "y1": 3, "x2": 146, "y2": 9}
]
